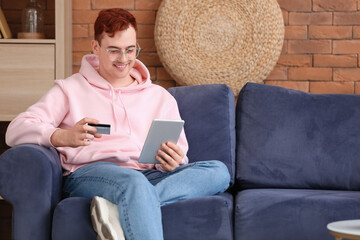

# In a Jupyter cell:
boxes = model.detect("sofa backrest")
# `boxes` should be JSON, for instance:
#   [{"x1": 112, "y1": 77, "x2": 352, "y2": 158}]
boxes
[
  {"x1": 236, "y1": 82, "x2": 360, "y2": 191},
  {"x1": 169, "y1": 84, "x2": 236, "y2": 186}
]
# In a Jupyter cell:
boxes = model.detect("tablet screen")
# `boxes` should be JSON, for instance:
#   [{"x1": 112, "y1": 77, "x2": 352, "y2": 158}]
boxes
[{"x1": 138, "y1": 119, "x2": 185, "y2": 164}]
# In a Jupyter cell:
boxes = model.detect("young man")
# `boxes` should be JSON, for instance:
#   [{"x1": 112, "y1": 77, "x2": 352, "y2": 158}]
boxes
[{"x1": 6, "y1": 8, "x2": 230, "y2": 240}]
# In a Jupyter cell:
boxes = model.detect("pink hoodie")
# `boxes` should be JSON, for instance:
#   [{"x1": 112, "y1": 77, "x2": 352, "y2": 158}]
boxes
[{"x1": 6, "y1": 54, "x2": 189, "y2": 174}]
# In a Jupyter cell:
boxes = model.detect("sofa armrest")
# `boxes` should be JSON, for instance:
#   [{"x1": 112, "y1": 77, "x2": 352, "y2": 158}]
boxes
[{"x1": 0, "y1": 144, "x2": 63, "y2": 240}]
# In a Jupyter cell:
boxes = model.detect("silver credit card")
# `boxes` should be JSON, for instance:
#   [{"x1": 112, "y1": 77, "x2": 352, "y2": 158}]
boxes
[{"x1": 88, "y1": 123, "x2": 111, "y2": 134}]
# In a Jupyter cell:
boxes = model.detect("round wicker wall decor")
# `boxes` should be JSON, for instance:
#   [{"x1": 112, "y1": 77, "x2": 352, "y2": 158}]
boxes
[{"x1": 154, "y1": 0, "x2": 284, "y2": 95}]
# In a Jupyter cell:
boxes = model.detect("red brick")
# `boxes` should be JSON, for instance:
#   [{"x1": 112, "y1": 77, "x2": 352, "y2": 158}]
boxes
[
  {"x1": 147, "y1": 67, "x2": 156, "y2": 80},
  {"x1": 152, "y1": 80, "x2": 177, "y2": 89},
  {"x1": 73, "y1": 0, "x2": 91, "y2": 10},
  {"x1": 355, "y1": 82, "x2": 360, "y2": 94},
  {"x1": 135, "y1": 0, "x2": 161, "y2": 10},
  {"x1": 89, "y1": 24, "x2": 95, "y2": 38},
  {"x1": 310, "y1": 82, "x2": 354, "y2": 94},
  {"x1": 137, "y1": 25, "x2": 155, "y2": 39},
  {"x1": 72, "y1": 10, "x2": 99, "y2": 24},
  {"x1": 333, "y1": 40, "x2": 360, "y2": 54},
  {"x1": 353, "y1": 26, "x2": 360, "y2": 38},
  {"x1": 277, "y1": 54, "x2": 312, "y2": 67},
  {"x1": 266, "y1": 67, "x2": 287, "y2": 80},
  {"x1": 314, "y1": 54, "x2": 357, "y2": 67},
  {"x1": 334, "y1": 68, "x2": 360, "y2": 81},
  {"x1": 281, "y1": 40, "x2": 288, "y2": 54},
  {"x1": 288, "y1": 67, "x2": 332, "y2": 81},
  {"x1": 130, "y1": 11, "x2": 156, "y2": 25},
  {"x1": 137, "y1": 53, "x2": 162, "y2": 67},
  {"x1": 288, "y1": 40, "x2": 331, "y2": 54},
  {"x1": 313, "y1": 0, "x2": 357, "y2": 11},
  {"x1": 282, "y1": 10, "x2": 289, "y2": 25},
  {"x1": 137, "y1": 39, "x2": 156, "y2": 52},
  {"x1": 91, "y1": 0, "x2": 134, "y2": 9},
  {"x1": 73, "y1": 66, "x2": 81, "y2": 74},
  {"x1": 265, "y1": 80, "x2": 309, "y2": 92},
  {"x1": 156, "y1": 68, "x2": 173, "y2": 81},
  {"x1": 277, "y1": 0, "x2": 311, "y2": 11},
  {"x1": 72, "y1": 24, "x2": 89, "y2": 38},
  {"x1": 72, "y1": 52, "x2": 87, "y2": 66},
  {"x1": 285, "y1": 26, "x2": 307, "y2": 39},
  {"x1": 309, "y1": 26, "x2": 352, "y2": 39},
  {"x1": 72, "y1": 38, "x2": 92, "y2": 52},
  {"x1": 289, "y1": 12, "x2": 332, "y2": 25},
  {"x1": 334, "y1": 12, "x2": 360, "y2": 25}
]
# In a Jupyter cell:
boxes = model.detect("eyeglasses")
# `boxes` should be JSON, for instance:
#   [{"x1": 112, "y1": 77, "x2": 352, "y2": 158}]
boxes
[{"x1": 102, "y1": 43, "x2": 141, "y2": 61}]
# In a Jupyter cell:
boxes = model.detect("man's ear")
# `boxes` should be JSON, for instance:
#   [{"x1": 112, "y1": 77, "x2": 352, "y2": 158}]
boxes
[{"x1": 91, "y1": 40, "x2": 100, "y2": 55}]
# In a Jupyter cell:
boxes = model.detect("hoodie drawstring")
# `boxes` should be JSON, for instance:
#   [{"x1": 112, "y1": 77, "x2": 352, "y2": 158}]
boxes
[
  {"x1": 110, "y1": 88, "x2": 132, "y2": 135},
  {"x1": 110, "y1": 88, "x2": 119, "y2": 132},
  {"x1": 118, "y1": 92, "x2": 132, "y2": 135}
]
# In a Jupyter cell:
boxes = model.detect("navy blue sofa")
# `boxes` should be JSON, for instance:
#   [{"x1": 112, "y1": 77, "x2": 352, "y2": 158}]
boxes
[
  {"x1": 0, "y1": 84, "x2": 235, "y2": 240},
  {"x1": 1, "y1": 82, "x2": 360, "y2": 240}
]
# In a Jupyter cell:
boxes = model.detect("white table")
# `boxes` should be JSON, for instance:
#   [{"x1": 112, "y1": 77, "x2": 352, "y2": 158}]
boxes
[{"x1": 327, "y1": 220, "x2": 360, "y2": 240}]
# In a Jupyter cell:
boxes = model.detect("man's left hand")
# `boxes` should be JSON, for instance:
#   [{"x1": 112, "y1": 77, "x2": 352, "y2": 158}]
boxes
[{"x1": 156, "y1": 142, "x2": 184, "y2": 172}]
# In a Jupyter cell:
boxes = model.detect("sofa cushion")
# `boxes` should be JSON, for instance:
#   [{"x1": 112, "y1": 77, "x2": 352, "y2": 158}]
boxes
[
  {"x1": 162, "y1": 192, "x2": 233, "y2": 240},
  {"x1": 52, "y1": 193, "x2": 233, "y2": 240},
  {"x1": 236, "y1": 83, "x2": 360, "y2": 190},
  {"x1": 169, "y1": 84, "x2": 236, "y2": 186},
  {"x1": 234, "y1": 189, "x2": 360, "y2": 240},
  {"x1": 52, "y1": 197, "x2": 96, "y2": 240}
]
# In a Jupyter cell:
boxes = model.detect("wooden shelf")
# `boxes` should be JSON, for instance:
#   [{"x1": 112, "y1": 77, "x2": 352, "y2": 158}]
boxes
[{"x1": 0, "y1": 39, "x2": 56, "y2": 44}]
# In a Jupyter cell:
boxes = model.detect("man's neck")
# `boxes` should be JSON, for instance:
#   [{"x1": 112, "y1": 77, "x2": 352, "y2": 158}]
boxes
[
  {"x1": 98, "y1": 70, "x2": 135, "y2": 88},
  {"x1": 109, "y1": 76, "x2": 135, "y2": 88}
]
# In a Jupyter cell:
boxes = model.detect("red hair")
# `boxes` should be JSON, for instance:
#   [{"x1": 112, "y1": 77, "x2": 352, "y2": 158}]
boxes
[{"x1": 94, "y1": 8, "x2": 137, "y2": 43}]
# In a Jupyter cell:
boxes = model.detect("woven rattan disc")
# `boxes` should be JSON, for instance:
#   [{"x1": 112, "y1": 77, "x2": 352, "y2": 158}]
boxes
[{"x1": 154, "y1": 0, "x2": 284, "y2": 95}]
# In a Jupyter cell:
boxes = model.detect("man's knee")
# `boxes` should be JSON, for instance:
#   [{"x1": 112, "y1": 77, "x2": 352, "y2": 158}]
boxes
[{"x1": 201, "y1": 160, "x2": 231, "y2": 192}]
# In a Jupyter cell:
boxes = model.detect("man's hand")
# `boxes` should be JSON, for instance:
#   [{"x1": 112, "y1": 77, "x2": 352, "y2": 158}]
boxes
[
  {"x1": 50, "y1": 118, "x2": 102, "y2": 148},
  {"x1": 156, "y1": 142, "x2": 184, "y2": 172}
]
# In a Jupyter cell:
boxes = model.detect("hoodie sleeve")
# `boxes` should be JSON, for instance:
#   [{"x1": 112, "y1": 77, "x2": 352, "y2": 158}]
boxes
[
  {"x1": 155, "y1": 94, "x2": 189, "y2": 172},
  {"x1": 6, "y1": 80, "x2": 69, "y2": 148}
]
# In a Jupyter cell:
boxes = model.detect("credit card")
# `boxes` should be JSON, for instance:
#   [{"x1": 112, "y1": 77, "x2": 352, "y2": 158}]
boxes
[{"x1": 88, "y1": 123, "x2": 111, "y2": 135}]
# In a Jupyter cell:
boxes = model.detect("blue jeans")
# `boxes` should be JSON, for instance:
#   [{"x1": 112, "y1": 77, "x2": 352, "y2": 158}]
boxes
[{"x1": 63, "y1": 160, "x2": 230, "y2": 240}]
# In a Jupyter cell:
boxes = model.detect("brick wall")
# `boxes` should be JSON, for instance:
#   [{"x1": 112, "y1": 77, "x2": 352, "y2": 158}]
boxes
[
  {"x1": 267, "y1": 0, "x2": 360, "y2": 94},
  {"x1": 72, "y1": 0, "x2": 360, "y2": 94}
]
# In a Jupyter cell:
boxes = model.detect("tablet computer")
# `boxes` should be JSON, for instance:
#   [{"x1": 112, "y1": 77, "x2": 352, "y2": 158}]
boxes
[{"x1": 138, "y1": 119, "x2": 185, "y2": 164}]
